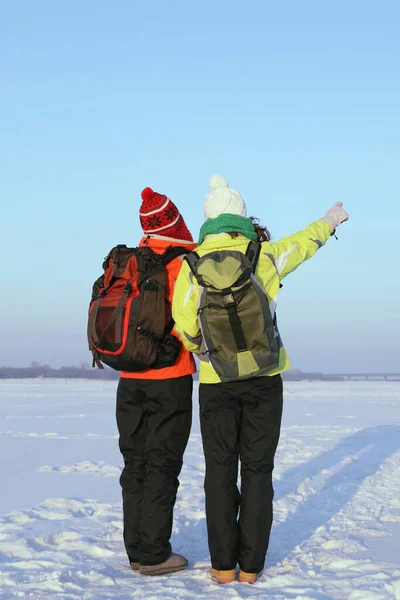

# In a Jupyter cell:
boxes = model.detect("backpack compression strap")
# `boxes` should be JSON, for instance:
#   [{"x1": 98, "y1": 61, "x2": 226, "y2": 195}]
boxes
[{"x1": 223, "y1": 242, "x2": 261, "y2": 354}]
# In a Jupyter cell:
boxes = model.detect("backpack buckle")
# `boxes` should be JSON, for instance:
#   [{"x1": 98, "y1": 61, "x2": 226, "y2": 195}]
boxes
[{"x1": 221, "y1": 292, "x2": 235, "y2": 307}]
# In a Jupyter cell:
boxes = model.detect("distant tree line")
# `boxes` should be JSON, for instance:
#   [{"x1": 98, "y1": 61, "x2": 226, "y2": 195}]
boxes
[
  {"x1": 0, "y1": 366, "x2": 396, "y2": 381},
  {"x1": 0, "y1": 362, "x2": 119, "y2": 380},
  {"x1": 0, "y1": 363, "x2": 345, "y2": 381}
]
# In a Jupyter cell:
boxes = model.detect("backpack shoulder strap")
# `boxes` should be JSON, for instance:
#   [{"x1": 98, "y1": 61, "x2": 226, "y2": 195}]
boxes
[
  {"x1": 245, "y1": 241, "x2": 261, "y2": 272},
  {"x1": 184, "y1": 251, "x2": 201, "y2": 283},
  {"x1": 162, "y1": 246, "x2": 189, "y2": 266}
]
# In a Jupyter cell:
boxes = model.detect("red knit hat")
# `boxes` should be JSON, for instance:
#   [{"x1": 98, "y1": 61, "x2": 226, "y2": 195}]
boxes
[{"x1": 139, "y1": 187, "x2": 193, "y2": 242}]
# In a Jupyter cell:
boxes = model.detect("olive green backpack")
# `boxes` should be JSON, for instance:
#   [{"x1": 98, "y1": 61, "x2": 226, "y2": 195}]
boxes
[{"x1": 185, "y1": 241, "x2": 280, "y2": 382}]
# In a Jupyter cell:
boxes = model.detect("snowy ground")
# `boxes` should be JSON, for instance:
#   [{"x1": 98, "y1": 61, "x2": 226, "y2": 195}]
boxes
[{"x1": 0, "y1": 379, "x2": 399, "y2": 600}]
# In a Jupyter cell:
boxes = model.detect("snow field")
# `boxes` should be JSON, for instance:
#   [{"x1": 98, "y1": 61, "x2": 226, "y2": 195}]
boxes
[{"x1": 0, "y1": 379, "x2": 399, "y2": 599}]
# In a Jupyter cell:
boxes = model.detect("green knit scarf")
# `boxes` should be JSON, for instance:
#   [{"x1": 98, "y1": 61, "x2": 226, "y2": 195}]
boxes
[{"x1": 198, "y1": 214, "x2": 257, "y2": 245}]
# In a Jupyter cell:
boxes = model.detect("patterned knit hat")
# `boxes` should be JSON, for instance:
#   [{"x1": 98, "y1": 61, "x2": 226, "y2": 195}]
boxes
[{"x1": 139, "y1": 187, "x2": 193, "y2": 242}]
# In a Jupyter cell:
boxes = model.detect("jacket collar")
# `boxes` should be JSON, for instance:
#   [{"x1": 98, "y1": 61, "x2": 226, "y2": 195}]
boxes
[
  {"x1": 198, "y1": 233, "x2": 250, "y2": 250},
  {"x1": 139, "y1": 235, "x2": 196, "y2": 252}
]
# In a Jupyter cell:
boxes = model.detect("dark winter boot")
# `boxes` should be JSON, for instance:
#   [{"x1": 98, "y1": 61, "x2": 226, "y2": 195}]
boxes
[{"x1": 139, "y1": 553, "x2": 188, "y2": 576}]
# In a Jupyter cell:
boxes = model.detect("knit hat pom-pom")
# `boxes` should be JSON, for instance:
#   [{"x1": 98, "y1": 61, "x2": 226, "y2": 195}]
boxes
[
  {"x1": 141, "y1": 187, "x2": 154, "y2": 201},
  {"x1": 209, "y1": 174, "x2": 228, "y2": 191}
]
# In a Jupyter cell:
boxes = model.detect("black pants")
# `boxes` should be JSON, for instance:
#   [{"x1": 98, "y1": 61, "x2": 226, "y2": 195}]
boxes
[
  {"x1": 116, "y1": 375, "x2": 193, "y2": 565},
  {"x1": 199, "y1": 374, "x2": 283, "y2": 574}
]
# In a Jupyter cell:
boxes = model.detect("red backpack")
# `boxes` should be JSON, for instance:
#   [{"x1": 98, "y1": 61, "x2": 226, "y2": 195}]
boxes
[{"x1": 87, "y1": 244, "x2": 187, "y2": 371}]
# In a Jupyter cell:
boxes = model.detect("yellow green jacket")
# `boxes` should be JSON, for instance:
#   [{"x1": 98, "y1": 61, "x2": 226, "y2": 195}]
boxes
[{"x1": 172, "y1": 220, "x2": 332, "y2": 384}]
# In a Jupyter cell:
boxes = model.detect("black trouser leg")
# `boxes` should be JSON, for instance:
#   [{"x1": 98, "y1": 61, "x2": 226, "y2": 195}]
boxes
[
  {"x1": 117, "y1": 379, "x2": 147, "y2": 563},
  {"x1": 139, "y1": 377, "x2": 193, "y2": 565},
  {"x1": 199, "y1": 375, "x2": 283, "y2": 573},
  {"x1": 116, "y1": 376, "x2": 193, "y2": 566},
  {"x1": 199, "y1": 383, "x2": 241, "y2": 571},
  {"x1": 238, "y1": 375, "x2": 283, "y2": 573}
]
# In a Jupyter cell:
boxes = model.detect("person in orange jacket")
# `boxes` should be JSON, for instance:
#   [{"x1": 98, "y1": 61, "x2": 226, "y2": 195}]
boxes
[{"x1": 117, "y1": 187, "x2": 196, "y2": 576}]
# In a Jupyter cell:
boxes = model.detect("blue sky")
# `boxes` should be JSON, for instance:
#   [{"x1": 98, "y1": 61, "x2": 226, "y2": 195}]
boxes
[{"x1": 1, "y1": 0, "x2": 399, "y2": 372}]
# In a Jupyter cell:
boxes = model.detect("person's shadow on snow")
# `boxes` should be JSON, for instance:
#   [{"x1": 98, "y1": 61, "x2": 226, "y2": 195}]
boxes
[{"x1": 269, "y1": 425, "x2": 400, "y2": 567}]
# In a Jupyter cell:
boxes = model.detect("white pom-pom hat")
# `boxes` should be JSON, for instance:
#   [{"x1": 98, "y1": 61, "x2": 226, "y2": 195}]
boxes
[{"x1": 204, "y1": 175, "x2": 247, "y2": 220}]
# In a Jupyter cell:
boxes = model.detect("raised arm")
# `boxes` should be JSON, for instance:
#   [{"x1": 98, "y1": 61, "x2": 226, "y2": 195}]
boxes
[{"x1": 267, "y1": 203, "x2": 348, "y2": 280}]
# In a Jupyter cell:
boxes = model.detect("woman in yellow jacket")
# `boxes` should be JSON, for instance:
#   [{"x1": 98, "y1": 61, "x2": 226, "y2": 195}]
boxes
[{"x1": 172, "y1": 175, "x2": 348, "y2": 584}]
